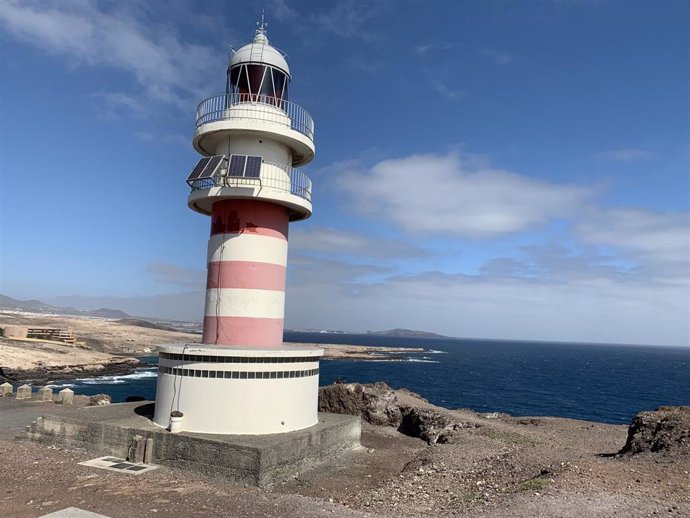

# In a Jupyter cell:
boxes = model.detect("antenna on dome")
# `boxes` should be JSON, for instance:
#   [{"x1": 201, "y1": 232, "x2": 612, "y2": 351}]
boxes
[
  {"x1": 253, "y1": 9, "x2": 269, "y2": 44},
  {"x1": 256, "y1": 9, "x2": 267, "y2": 36}
]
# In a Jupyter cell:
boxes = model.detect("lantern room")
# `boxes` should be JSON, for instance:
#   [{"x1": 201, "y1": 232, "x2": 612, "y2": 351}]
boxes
[{"x1": 226, "y1": 20, "x2": 290, "y2": 105}]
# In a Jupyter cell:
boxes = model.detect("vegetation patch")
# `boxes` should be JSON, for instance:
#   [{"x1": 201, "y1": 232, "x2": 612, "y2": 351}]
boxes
[{"x1": 516, "y1": 475, "x2": 551, "y2": 492}]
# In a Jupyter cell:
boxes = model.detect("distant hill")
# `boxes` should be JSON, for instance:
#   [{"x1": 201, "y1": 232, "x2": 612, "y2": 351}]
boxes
[
  {"x1": 116, "y1": 318, "x2": 177, "y2": 332},
  {"x1": 285, "y1": 327, "x2": 450, "y2": 338},
  {"x1": 88, "y1": 308, "x2": 131, "y2": 319},
  {"x1": 367, "y1": 328, "x2": 449, "y2": 338},
  {"x1": 0, "y1": 294, "x2": 58, "y2": 313},
  {"x1": 0, "y1": 293, "x2": 131, "y2": 319}
]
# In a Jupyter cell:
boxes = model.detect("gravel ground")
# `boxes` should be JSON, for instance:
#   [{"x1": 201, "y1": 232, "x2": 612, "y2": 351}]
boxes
[{"x1": 1, "y1": 396, "x2": 688, "y2": 518}]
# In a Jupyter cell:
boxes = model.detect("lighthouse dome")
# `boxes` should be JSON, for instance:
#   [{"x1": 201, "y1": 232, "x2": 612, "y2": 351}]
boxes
[{"x1": 230, "y1": 36, "x2": 290, "y2": 77}]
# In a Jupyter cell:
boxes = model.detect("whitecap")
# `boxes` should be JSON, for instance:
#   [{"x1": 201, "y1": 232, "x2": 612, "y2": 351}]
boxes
[{"x1": 74, "y1": 369, "x2": 158, "y2": 385}]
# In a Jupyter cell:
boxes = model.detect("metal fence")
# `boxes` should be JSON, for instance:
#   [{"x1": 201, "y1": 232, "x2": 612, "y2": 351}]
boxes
[
  {"x1": 188, "y1": 161, "x2": 312, "y2": 202},
  {"x1": 196, "y1": 93, "x2": 315, "y2": 141}
]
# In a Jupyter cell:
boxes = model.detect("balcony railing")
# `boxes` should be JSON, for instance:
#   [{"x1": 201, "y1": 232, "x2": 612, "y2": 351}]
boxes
[
  {"x1": 188, "y1": 160, "x2": 312, "y2": 203},
  {"x1": 196, "y1": 93, "x2": 315, "y2": 141}
]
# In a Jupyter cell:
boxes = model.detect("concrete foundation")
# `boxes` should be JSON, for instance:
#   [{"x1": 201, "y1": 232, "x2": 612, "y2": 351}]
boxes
[
  {"x1": 57, "y1": 388, "x2": 74, "y2": 405},
  {"x1": 37, "y1": 386, "x2": 53, "y2": 402},
  {"x1": 16, "y1": 384, "x2": 31, "y2": 399},
  {"x1": 21, "y1": 401, "x2": 361, "y2": 486},
  {"x1": 0, "y1": 382, "x2": 13, "y2": 396}
]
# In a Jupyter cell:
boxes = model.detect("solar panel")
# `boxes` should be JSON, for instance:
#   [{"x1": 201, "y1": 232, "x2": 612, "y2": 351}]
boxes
[
  {"x1": 201, "y1": 155, "x2": 224, "y2": 178},
  {"x1": 228, "y1": 155, "x2": 247, "y2": 177},
  {"x1": 187, "y1": 157, "x2": 212, "y2": 181},
  {"x1": 244, "y1": 156, "x2": 262, "y2": 178}
]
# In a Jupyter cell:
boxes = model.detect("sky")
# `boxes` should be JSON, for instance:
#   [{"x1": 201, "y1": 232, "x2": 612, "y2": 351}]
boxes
[{"x1": 0, "y1": 0, "x2": 688, "y2": 346}]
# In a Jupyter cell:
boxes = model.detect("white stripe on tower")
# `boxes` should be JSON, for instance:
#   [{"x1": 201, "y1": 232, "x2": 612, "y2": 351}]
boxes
[
  {"x1": 207, "y1": 233, "x2": 288, "y2": 265},
  {"x1": 204, "y1": 288, "x2": 286, "y2": 319}
]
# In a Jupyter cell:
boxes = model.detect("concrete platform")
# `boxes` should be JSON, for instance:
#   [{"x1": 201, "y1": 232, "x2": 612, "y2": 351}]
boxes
[{"x1": 21, "y1": 401, "x2": 361, "y2": 486}]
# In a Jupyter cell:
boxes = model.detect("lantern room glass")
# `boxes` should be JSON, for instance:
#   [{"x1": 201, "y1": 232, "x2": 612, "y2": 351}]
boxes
[{"x1": 227, "y1": 64, "x2": 289, "y2": 106}]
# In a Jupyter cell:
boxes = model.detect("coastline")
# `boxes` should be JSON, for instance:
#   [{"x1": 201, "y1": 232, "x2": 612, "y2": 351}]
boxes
[
  {"x1": 0, "y1": 338, "x2": 426, "y2": 385},
  {"x1": 0, "y1": 358, "x2": 140, "y2": 385},
  {"x1": 294, "y1": 342, "x2": 426, "y2": 360}
]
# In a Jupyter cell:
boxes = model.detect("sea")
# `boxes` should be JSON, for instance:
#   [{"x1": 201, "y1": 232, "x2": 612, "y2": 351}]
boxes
[{"x1": 48, "y1": 332, "x2": 690, "y2": 425}]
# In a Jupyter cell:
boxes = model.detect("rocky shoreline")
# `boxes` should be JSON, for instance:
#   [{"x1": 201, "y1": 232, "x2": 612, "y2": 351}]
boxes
[{"x1": 0, "y1": 357, "x2": 140, "y2": 385}]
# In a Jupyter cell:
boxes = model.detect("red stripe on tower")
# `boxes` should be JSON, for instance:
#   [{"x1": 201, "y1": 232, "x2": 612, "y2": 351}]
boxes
[
  {"x1": 206, "y1": 261, "x2": 286, "y2": 290},
  {"x1": 202, "y1": 316, "x2": 284, "y2": 346},
  {"x1": 211, "y1": 199, "x2": 289, "y2": 239}
]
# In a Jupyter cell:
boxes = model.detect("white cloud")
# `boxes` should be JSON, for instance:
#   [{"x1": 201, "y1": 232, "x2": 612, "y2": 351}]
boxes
[
  {"x1": 285, "y1": 258, "x2": 689, "y2": 346},
  {"x1": 290, "y1": 227, "x2": 428, "y2": 259},
  {"x1": 594, "y1": 148, "x2": 651, "y2": 161},
  {"x1": 309, "y1": 0, "x2": 380, "y2": 41},
  {"x1": 337, "y1": 153, "x2": 595, "y2": 237},
  {"x1": 0, "y1": 0, "x2": 221, "y2": 111},
  {"x1": 414, "y1": 42, "x2": 456, "y2": 56},
  {"x1": 430, "y1": 79, "x2": 465, "y2": 100},
  {"x1": 577, "y1": 208, "x2": 690, "y2": 274}
]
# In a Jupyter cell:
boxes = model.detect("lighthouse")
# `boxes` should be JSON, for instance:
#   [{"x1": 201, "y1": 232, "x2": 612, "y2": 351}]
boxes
[{"x1": 153, "y1": 17, "x2": 322, "y2": 435}]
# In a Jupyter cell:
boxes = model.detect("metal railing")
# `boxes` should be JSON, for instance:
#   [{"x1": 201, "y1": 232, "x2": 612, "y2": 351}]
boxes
[
  {"x1": 188, "y1": 160, "x2": 312, "y2": 203},
  {"x1": 196, "y1": 93, "x2": 314, "y2": 141}
]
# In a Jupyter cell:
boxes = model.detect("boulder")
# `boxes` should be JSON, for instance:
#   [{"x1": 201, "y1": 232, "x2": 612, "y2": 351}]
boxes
[
  {"x1": 619, "y1": 406, "x2": 690, "y2": 455},
  {"x1": 319, "y1": 382, "x2": 481, "y2": 444},
  {"x1": 89, "y1": 394, "x2": 112, "y2": 406},
  {"x1": 398, "y1": 407, "x2": 479, "y2": 444},
  {"x1": 319, "y1": 382, "x2": 403, "y2": 427}
]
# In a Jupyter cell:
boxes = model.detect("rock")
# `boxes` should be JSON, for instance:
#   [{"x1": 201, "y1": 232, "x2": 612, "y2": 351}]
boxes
[
  {"x1": 619, "y1": 406, "x2": 690, "y2": 455},
  {"x1": 89, "y1": 394, "x2": 112, "y2": 406},
  {"x1": 398, "y1": 407, "x2": 479, "y2": 444},
  {"x1": 319, "y1": 382, "x2": 480, "y2": 444},
  {"x1": 319, "y1": 382, "x2": 403, "y2": 426},
  {"x1": 398, "y1": 408, "x2": 456, "y2": 444}
]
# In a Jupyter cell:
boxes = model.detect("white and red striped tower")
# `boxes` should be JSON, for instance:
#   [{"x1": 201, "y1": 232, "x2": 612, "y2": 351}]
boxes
[{"x1": 153, "y1": 17, "x2": 322, "y2": 435}]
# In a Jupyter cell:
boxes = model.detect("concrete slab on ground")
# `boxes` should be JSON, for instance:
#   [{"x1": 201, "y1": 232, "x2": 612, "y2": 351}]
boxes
[
  {"x1": 21, "y1": 401, "x2": 361, "y2": 486},
  {"x1": 39, "y1": 507, "x2": 110, "y2": 518}
]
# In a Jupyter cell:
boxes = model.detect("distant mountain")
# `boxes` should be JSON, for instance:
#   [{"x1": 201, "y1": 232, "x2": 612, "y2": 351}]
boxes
[
  {"x1": 0, "y1": 293, "x2": 131, "y2": 319},
  {"x1": 116, "y1": 318, "x2": 177, "y2": 332},
  {"x1": 367, "y1": 328, "x2": 449, "y2": 338},
  {"x1": 0, "y1": 294, "x2": 57, "y2": 313},
  {"x1": 87, "y1": 308, "x2": 131, "y2": 318}
]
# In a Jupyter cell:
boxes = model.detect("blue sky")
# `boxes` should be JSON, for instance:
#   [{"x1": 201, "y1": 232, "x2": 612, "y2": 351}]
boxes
[{"x1": 0, "y1": 0, "x2": 688, "y2": 345}]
